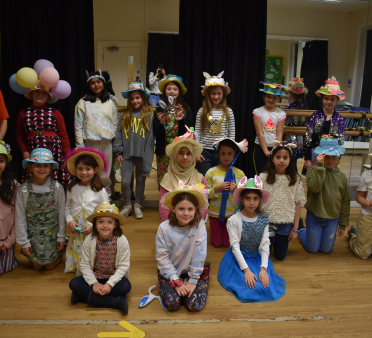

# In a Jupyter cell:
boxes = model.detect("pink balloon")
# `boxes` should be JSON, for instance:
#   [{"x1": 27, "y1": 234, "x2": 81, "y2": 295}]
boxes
[
  {"x1": 39, "y1": 67, "x2": 59, "y2": 88},
  {"x1": 51, "y1": 80, "x2": 71, "y2": 99},
  {"x1": 33, "y1": 59, "x2": 54, "y2": 77}
]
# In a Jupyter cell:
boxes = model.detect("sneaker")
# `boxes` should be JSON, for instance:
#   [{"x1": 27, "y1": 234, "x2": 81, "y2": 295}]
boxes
[
  {"x1": 111, "y1": 191, "x2": 122, "y2": 200},
  {"x1": 133, "y1": 204, "x2": 144, "y2": 219},
  {"x1": 120, "y1": 205, "x2": 133, "y2": 218},
  {"x1": 348, "y1": 226, "x2": 357, "y2": 238}
]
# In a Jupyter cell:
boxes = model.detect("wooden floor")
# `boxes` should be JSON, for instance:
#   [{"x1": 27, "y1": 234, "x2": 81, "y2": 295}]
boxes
[{"x1": 1, "y1": 156, "x2": 372, "y2": 337}]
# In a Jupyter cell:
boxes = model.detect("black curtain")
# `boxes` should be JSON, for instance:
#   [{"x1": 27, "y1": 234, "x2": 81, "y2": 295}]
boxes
[
  {"x1": 179, "y1": 0, "x2": 267, "y2": 177},
  {"x1": 0, "y1": 1, "x2": 95, "y2": 180},
  {"x1": 300, "y1": 40, "x2": 328, "y2": 110},
  {"x1": 360, "y1": 30, "x2": 372, "y2": 108},
  {"x1": 146, "y1": 33, "x2": 180, "y2": 88}
]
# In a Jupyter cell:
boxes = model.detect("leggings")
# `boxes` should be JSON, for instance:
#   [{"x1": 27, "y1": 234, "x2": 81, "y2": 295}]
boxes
[
  {"x1": 254, "y1": 144, "x2": 272, "y2": 176},
  {"x1": 121, "y1": 156, "x2": 146, "y2": 205}
]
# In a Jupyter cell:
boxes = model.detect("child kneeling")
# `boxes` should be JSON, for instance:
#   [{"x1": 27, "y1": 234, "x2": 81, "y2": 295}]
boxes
[{"x1": 69, "y1": 203, "x2": 131, "y2": 314}]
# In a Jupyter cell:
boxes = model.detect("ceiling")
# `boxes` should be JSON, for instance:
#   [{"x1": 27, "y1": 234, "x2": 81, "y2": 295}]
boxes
[{"x1": 267, "y1": 0, "x2": 370, "y2": 12}]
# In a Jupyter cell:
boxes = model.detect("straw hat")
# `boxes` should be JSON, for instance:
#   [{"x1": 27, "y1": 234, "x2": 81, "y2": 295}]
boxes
[
  {"x1": 233, "y1": 176, "x2": 270, "y2": 204},
  {"x1": 201, "y1": 71, "x2": 230, "y2": 96},
  {"x1": 0, "y1": 141, "x2": 12, "y2": 162},
  {"x1": 315, "y1": 76, "x2": 345, "y2": 100},
  {"x1": 87, "y1": 202, "x2": 126, "y2": 226},
  {"x1": 65, "y1": 147, "x2": 108, "y2": 176},
  {"x1": 165, "y1": 125, "x2": 203, "y2": 158},
  {"x1": 159, "y1": 75, "x2": 187, "y2": 95}
]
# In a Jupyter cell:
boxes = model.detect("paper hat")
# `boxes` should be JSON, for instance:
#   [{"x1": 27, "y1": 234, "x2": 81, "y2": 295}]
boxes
[
  {"x1": 0, "y1": 140, "x2": 12, "y2": 162},
  {"x1": 314, "y1": 134, "x2": 345, "y2": 157},
  {"x1": 201, "y1": 71, "x2": 230, "y2": 96},
  {"x1": 315, "y1": 76, "x2": 345, "y2": 100},
  {"x1": 166, "y1": 125, "x2": 203, "y2": 158},
  {"x1": 22, "y1": 148, "x2": 58, "y2": 169},
  {"x1": 86, "y1": 69, "x2": 106, "y2": 84},
  {"x1": 87, "y1": 202, "x2": 126, "y2": 226},
  {"x1": 159, "y1": 75, "x2": 187, "y2": 95},
  {"x1": 286, "y1": 77, "x2": 308, "y2": 95},
  {"x1": 259, "y1": 81, "x2": 285, "y2": 96},
  {"x1": 213, "y1": 138, "x2": 248, "y2": 154},
  {"x1": 121, "y1": 79, "x2": 151, "y2": 99},
  {"x1": 65, "y1": 147, "x2": 109, "y2": 176},
  {"x1": 233, "y1": 176, "x2": 270, "y2": 204},
  {"x1": 25, "y1": 80, "x2": 54, "y2": 102}
]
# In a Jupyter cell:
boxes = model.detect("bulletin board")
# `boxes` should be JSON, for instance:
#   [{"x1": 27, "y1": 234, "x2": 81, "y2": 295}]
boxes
[{"x1": 265, "y1": 55, "x2": 284, "y2": 84}]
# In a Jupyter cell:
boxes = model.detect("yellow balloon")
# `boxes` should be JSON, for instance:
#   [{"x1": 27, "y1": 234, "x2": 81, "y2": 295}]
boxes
[{"x1": 16, "y1": 67, "x2": 38, "y2": 88}]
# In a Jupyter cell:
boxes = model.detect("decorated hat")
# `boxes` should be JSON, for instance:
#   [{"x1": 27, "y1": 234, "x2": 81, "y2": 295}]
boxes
[
  {"x1": 363, "y1": 154, "x2": 372, "y2": 169},
  {"x1": 121, "y1": 78, "x2": 151, "y2": 99},
  {"x1": 285, "y1": 77, "x2": 308, "y2": 95},
  {"x1": 233, "y1": 176, "x2": 270, "y2": 204},
  {"x1": 25, "y1": 80, "x2": 54, "y2": 102},
  {"x1": 160, "y1": 180, "x2": 208, "y2": 212},
  {"x1": 86, "y1": 69, "x2": 106, "y2": 84},
  {"x1": 0, "y1": 140, "x2": 12, "y2": 162},
  {"x1": 213, "y1": 138, "x2": 248, "y2": 154},
  {"x1": 314, "y1": 134, "x2": 345, "y2": 157},
  {"x1": 87, "y1": 202, "x2": 126, "y2": 226},
  {"x1": 259, "y1": 81, "x2": 285, "y2": 96},
  {"x1": 271, "y1": 140, "x2": 297, "y2": 157},
  {"x1": 65, "y1": 147, "x2": 109, "y2": 177},
  {"x1": 201, "y1": 71, "x2": 230, "y2": 96},
  {"x1": 315, "y1": 76, "x2": 345, "y2": 100},
  {"x1": 159, "y1": 75, "x2": 187, "y2": 95},
  {"x1": 22, "y1": 148, "x2": 58, "y2": 169},
  {"x1": 166, "y1": 125, "x2": 203, "y2": 158}
]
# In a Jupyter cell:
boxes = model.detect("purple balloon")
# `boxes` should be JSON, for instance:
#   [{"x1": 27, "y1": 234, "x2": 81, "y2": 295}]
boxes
[
  {"x1": 33, "y1": 59, "x2": 54, "y2": 77},
  {"x1": 51, "y1": 80, "x2": 71, "y2": 99}
]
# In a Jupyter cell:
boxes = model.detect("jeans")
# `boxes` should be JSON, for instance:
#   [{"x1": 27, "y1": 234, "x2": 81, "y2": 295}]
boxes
[
  {"x1": 195, "y1": 149, "x2": 220, "y2": 176},
  {"x1": 298, "y1": 210, "x2": 339, "y2": 253},
  {"x1": 269, "y1": 223, "x2": 292, "y2": 261}
]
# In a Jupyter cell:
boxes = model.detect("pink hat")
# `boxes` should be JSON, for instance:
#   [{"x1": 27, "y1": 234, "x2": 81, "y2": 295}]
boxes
[
  {"x1": 25, "y1": 80, "x2": 53, "y2": 101},
  {"x1": 233, "y1": 176, "x2": 270, "y2": 204},
  {"x1": 315, "y1": 76, "x2": 345, "y2": 100},
  {"x1": 201, "y1": 71, "x2": 230, "y2": 96}
]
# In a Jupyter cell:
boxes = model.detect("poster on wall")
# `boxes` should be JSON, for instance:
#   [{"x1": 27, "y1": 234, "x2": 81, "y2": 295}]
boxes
[{"x1": 265, "y1": 55, "x2": 284, "y2": 84}]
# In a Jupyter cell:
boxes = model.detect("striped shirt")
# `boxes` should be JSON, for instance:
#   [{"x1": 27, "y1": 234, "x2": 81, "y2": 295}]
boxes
[
  {"x1": 206, "y1": 166, "x2": 245, "y2": 218},
  {"x1": 195, "y1": 108, "x2": 235, "y2": 149}
]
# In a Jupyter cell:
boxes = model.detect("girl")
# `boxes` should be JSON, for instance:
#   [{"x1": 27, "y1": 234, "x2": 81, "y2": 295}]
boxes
[
  {"x1": 15, "y1": 148, "x2": 65, "y2": 271},
  {"x1": 348, "y1": 155, "x2": 372, "y2": 259},
  {"x1": 259, "y1": 141, "x2": 306, "y2": 261},
  {"x1": 218, "y1": 176, "x2": 286, "y2": 302},
  {"x1": 153, "y1": 75, "x2": 193, "y2": 190},
  {"x1": 303, "y1": 76, "x2": 345, "y2": 171},
  {"x1": 75, "y1": 70, "x2": 119, "y2": 196},
  {"x1": 0, "y1": 141, "x2": 19, "y2": 275},
  {"x1": 157, "y1": 182, "x2": 209, "y2": 312},
  {"x1": 299, "y1": 135, "x2": 350, "y2": 253},
  {"x1": 283, "y1": 77, "x2": 308, "y2": 165},
  {"x1": 159, "y1": 127, "x2": 208, "y2": 221},
  {"x1": 253, "y1": 81, "x2": 286, "y2": 175},
  {"x1": 64, "y1": 147, "x2": 110, "y2": 275},
  {"x1": 16, "y1": 80, "x2": 72, "y2": 187},
  {"x1": 195, "y1": 71, "x2": 235, "y2": 175},
  {"x1": 113, "y1": 80, "x2": 154, "y2": 219},
  {"x1": 69, "y1": 203, "x2": 131, "y2": 314}
]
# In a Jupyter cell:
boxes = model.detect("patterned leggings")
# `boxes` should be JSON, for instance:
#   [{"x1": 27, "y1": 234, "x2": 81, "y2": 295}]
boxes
[{"x1": 158, "y1": 271, "x2": 209, "y2": 312}]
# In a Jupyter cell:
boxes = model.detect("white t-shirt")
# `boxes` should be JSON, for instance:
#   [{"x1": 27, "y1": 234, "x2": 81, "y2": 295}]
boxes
[
  {"x1": 357, "y1": 170, "x2": 372, "y2": 215},
  {"x1": 253, "y1": 106, "x2": 286, "y2": 147}
]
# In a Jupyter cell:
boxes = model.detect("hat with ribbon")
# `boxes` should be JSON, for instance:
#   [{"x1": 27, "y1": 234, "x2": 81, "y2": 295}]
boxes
[
  {"x1": 315, "y1": 76, "x2": 345, "y2": 100},
  {"x1": 201, "y1": 71, "x2": 230, "y2": 96},
  {"x1": 166, "y1": 125, "x2": 203, "y2": 158},
  {"x1": 22, "y1": 148, "x2": 58, "y2": 169},
  {"x1": 121, "y1": 78, "x2": 151, "y2": 99},
  {"x1": 314, "y1": 134, "x2": 345, "y2": 157},
  {"x1": 87, "y1": 202, "x2": 126, "y2": 226},
  {"x1": 285, "y1": 77, "x2": 308, "y2": 95},
  {"x1": 259, "y1": 81, "x2": 285, "y2": 96},
  {"x1": 159, "y1": 75, "x2": 187, "y2": 95},
  {"x1": 233, "y1": 176, "x2": 270, "y2": 204},
  {"x1": 0, "y1": 140, "x2": 12, "y2": 162}
]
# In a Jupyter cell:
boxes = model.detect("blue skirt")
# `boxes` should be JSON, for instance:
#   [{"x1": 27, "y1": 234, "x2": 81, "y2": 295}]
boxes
[{"x1": 218, "y1": 249, "x2": 286, "y2": 303}]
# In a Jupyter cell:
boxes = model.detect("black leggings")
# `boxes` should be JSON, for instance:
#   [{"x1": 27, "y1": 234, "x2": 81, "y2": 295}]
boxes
[
  {"x1": 270, "y1": 234, "x2": 290, "y2": 261},
  {"x1": 254, "y1": 144, "x2": 272, "y2": 175}
]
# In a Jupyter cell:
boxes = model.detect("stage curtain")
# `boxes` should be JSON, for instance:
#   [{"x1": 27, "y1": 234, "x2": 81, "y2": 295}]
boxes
[{"x1": 360, "y1": 30, "x2": 372, "y2": 108}]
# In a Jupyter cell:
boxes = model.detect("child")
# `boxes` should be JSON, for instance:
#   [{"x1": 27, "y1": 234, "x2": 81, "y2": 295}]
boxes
[
  {"x1": 206, "y1": 138, "x2": 247, "y2": 247},
  {"x1": 283, "y1": 78, "x2": 308, "y2": 164},
  {"x1": 218, "y1": 176, "x2": 286, "y2": 302},
  {"x1": 157, "y1": 182, "x2": 209, "y2": 312},
  {"x1": 0, "y1": 91, "x2": 9, "y2": 140},
  {"x1": 69, "y1": 203, "x2": 131, "y2": 314},
  {"x1": 303, "y1": 76, "x2": 345, "y2": 171},
  {"x1": 253, "y1": 82, "x2": 286, "y2": 175},
  {"x1": 160, "y1": 126, "x2": 208, "y2": 221},
  {"x1": 64, "y1": 147, "x2": 110, "y2": 275},
  {"x1": 348, "y1": 155, "x2": 372, "y2": 259},
  {"x1": 153, "y1": 75, "x2": 193, "y2": 190},
  {"x1": 75, "y1": 70, "x2": 119, "y2": 196},
  {"x1": 113, "y1": 80, "x2": 154, "y2": 219},
  {"x1": 15, "y1": 148, "x2": 65, "y2": 270},
  {"x1": 259, "y1": 141, "x2": 306, "y2": 261},
  {"x1": 0, "y1": 141, "x2": 19, "y2": 274},
  {"x1": 299, "y1": 135, "x2": 350, "y2": 253},
  {"x1": 16, "y1": 80, "x2": 72, "y2": 187},
  {"x1": 195, "y1": 71, "x2": 235, "y2": 175}
]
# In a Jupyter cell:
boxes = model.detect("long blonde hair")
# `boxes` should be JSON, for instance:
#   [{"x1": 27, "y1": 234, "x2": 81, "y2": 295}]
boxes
[
  {"x1": 120, "y1": 90, "x2": 154, "y2": 131},
  {"x1": 200, "y1": 87, "x2": 230, "y2": 136}
]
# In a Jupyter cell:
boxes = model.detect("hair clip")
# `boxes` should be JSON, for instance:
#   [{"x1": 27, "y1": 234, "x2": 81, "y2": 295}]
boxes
[{"x1": 271, "y1": 140, "x2": 297, "y2": 156}]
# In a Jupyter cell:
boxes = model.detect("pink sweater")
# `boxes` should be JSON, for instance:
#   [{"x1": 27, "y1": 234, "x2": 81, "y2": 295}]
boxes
[{"x1": 159, "y1": 176, "x2": 209, "y2": 222}]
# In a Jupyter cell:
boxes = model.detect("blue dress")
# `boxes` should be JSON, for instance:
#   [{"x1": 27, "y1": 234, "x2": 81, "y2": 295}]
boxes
[{"x1": 218, "y1": 213, "x2": 286, "y2": 302}]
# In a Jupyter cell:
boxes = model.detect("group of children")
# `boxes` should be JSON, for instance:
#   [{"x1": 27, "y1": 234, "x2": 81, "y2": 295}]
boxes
[{"x1": 0, "y1": 65, "x2": 370, "y2": 315}]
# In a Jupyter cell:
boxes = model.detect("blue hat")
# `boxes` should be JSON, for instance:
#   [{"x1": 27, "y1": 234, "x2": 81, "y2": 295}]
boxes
[
  {"x1": 22, "y1": 148, "x2": 59, "y2": 169},
  {"x1": 314, "y1": 135, "x2": 345, "y2": 157},
  {"x1": 121, "y1": 79, "x2": 151, "y2": 99},
  {"x1": 259, "y1": 81, "x2": 285, "y2": 96}
]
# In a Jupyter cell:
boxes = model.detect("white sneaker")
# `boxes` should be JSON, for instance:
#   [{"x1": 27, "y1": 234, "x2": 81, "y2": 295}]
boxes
[
  {"x1": 120, "y1": 205, "x2": 132, "y2": 218},
  {"x1": 133, "y1": 204, "x2": 144, "y2": 220}
]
